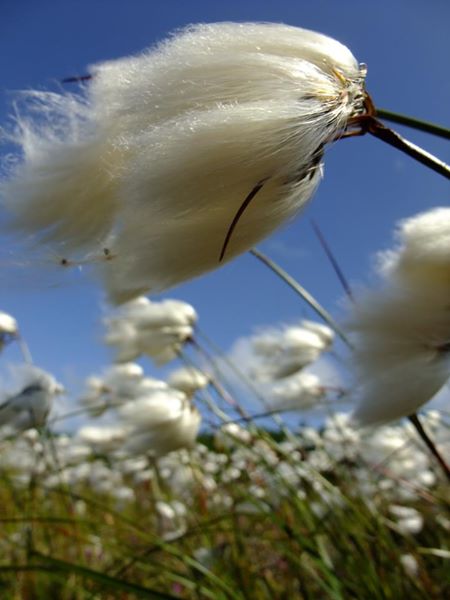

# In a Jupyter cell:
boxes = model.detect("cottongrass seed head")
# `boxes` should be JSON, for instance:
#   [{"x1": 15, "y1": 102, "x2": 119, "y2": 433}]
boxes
[
  {"x1": 350, "y1": 207, "x2": 450, "y2": 426},
  {"x1": 0, "y1": 311, "x2": 18, "y2": 352},
  {"x1": 0, "y1": 365, "x2": 64, "y2": 432},
  {"x1": 0, "y1": 22, "x2": 367, "y2": 303}
]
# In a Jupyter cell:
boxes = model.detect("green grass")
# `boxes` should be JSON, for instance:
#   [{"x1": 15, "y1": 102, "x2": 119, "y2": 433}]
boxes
[{"x1": 0, "y1": 422, "x2": 448, "y2": 599}]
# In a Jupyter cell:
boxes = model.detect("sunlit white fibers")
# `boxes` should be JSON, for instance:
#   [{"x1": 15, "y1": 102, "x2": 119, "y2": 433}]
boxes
[
  {"x1": 0, "y1": 22, "x2": 366, "y2": 303},
  {"x1": 350, "y1": 207, "x2": 450, "y2": 426}
]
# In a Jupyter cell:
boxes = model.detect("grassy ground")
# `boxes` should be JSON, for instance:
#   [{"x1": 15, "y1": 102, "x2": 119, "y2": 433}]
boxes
[{"x1": 0, "y1": 418, "x2": 448, "y2": 599}]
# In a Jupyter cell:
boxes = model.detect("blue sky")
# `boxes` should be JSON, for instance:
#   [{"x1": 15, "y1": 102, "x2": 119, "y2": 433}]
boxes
[{"x1": 0, "y1": 0, "x2": 449, "y2": 417}]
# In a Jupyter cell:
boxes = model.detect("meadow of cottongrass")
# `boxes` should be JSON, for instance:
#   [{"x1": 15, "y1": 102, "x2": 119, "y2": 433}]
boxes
[{"x1": 0, "y1": 296, "x2": 449, "y2": 599}]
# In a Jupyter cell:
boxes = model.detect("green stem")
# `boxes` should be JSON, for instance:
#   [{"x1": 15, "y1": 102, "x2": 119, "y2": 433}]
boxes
[
  {"x1": 375, "y1": 108, "x2": 450, "y2": 140},
  {"x1": 250, "y1": 248, "x2": 353, "y2": 349}
]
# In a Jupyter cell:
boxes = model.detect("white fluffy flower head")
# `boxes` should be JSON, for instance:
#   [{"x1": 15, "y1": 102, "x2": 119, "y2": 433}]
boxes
[
  {"x1": 248, "y1": 320, "x2": 334, "y2": 382},
  {"x1": 1, "y1": 22, "x2": 367, "y2": 303},
  {"x1": 350, "y1": 207, "x2": 450, "y2": 426},
  {"x1": 0, "y1": 366, "x2": 64, "y2": 431},
  {"x1": 104, "y1": 297, "x2": 196, "y2": 363},
  {"x1": 0, "y1": 311, "x2": 19, "y2": 352}
]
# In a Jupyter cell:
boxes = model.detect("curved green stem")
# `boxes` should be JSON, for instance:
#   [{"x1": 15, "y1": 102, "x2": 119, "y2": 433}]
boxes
[{"x1": 250, "y1": 248, "x2": 353, "y2": 349}]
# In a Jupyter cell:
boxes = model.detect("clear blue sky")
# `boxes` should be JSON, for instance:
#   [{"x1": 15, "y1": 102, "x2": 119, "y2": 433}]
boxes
[{"x1": 0, "y1": 0, "x2": 449, "y2": 407}]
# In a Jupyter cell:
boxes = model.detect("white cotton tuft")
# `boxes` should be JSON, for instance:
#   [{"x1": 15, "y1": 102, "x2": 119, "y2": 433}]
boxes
[
  {"x1": 0, "y1": 22, "x2": 366, "y2": 303},
  {"x1": 247, "y1": 320, "x2": 333, "y2": 382},
  {"x1": 270, "y1": 372, "x2": 326, "y2": 411},
  {"x1": 300, "y1": 320, "x2": 335, "y2": 347},
  {"x1": 350, "y1": 207, "x2": 450, "y2": 427},
  {"x1": 167, "y1": 367, "x2": 210, "y2": 396},
  {"x1": 104, "y1": 297, "x2": 196, "y2": 364},
  {"x1": 0, "y1": 311, "x2": 18, "y2": 335},
  {"x1": 77, "y1": 424, "x2": 128, "y2": 453},
  {"x1": 389, "y1": 505, "x2": 424, "y2": 535},
  {"x1": 78, "y1": 375, "x2": 108, "y2": 415},
  {"x1": 0, "y1": 365, "x2": 64, "y2": 431},
  {"x1": 119, "y1": 391, "x2": 201, "y2": 457},
  {"x1": 0, "y1": 311, "x2": 19, "y2": 352},
  {"x1": 379, "y1": 207, "x2": 450, "y2": 289}
]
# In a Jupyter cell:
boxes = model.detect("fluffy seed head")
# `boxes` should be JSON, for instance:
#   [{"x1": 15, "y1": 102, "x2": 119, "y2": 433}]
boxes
[
  {"x1": 0, "y1": 366, "x2": 64, "y2": 431},
  {"x1": 248, "y1": 320, "x2": 333, "y2": 382},
  {"x1": 0, "y1": 22, "x2": 366, "y2": 303},
  {"x1": 0, "y1": 311, "x2": 18, "y2": 352},
  {"x1": 350, "y1": 207, "x2": 450, "y2": 426},
  {"x1": 380, "y1": 207, "x2": 450, "y2": 289},
  {"x1": 0, "y1": 312, "x2": 18, "y2": 335},
  {"x1": 104, "y1": 297, "x2": 196, "y2": 364},
  {"x1": 167, "y1": 367, "x2": 210, "y2": 396}
]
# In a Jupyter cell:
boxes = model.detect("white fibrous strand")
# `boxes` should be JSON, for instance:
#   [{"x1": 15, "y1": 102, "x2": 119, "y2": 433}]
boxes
[
  {"x1": 349, "y1": 207, "x2": 450, "y2": 426},
  {"x1": 0, "y1": 22, "x2": 366, "y2": 303}
]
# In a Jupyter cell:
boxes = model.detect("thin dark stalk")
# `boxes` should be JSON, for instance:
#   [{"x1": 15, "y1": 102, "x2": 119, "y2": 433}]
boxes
[
  {"x1": 375, "y1": 108, "x2": 450, "y2": 140},
  {"x1": 310, "y1": 220, "x2": 354, "y2": 302},
  {"x1": 250, "y1": 247, "x2": 352, "y2": 348},
  {"x1": 188, "y1": 337, "x2": 240, "y2": 412},
  {"x1": 196, "y1": 326, "x2": 271, "y2": 407},
  {"x1": 369, "y1": 119, "x2": 450, "y2": 179},
  {"x1": 408, "y1": 413, "x2": 450, "y2": 482},
  {"x1": 195, "y1": 326, "x2": 297, "y2": 436}
]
